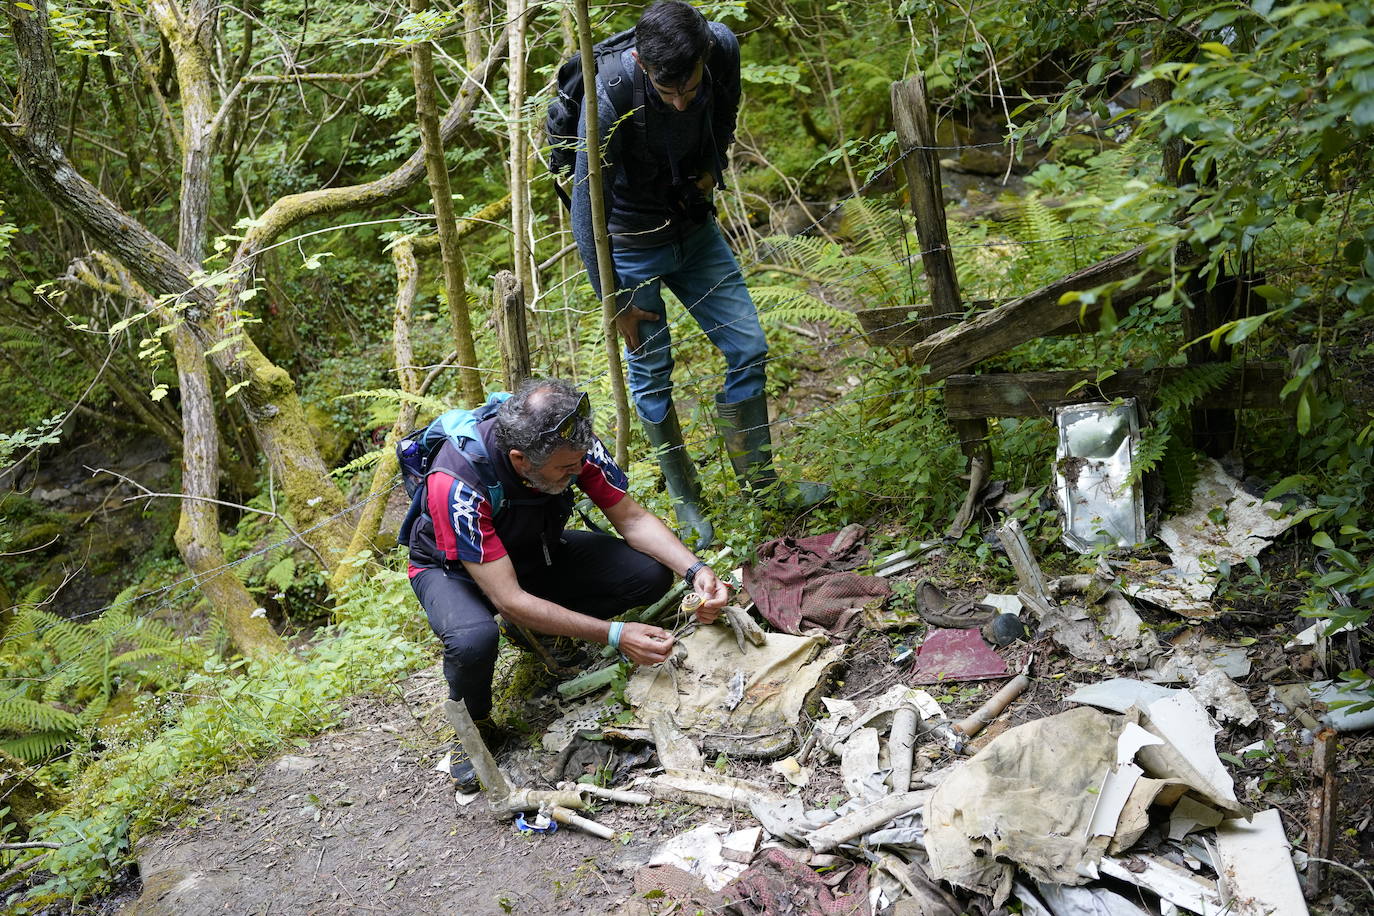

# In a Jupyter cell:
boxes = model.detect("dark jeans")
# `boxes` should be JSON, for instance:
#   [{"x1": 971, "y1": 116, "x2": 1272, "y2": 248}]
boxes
[{"x1": 410, "y1": 530, "x2": 673, "y2": 720}]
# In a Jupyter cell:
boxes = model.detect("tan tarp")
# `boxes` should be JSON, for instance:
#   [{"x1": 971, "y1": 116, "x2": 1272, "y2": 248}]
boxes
[
  {"x1": 624, "y1": 624, "x2": 845, "y2": 758},
  {"x1": 924, "y1": 707, "x2": 1121, "y2": 903}
]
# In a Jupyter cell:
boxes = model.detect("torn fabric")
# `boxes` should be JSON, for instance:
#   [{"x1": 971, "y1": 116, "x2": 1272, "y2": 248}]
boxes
[
  {"x1": 743, "y1": 532, "x2": 890, "y2": 636},
  {"x1": 925, "y1": 707, "x2": 1123, "y2": 903},
  {"x1": 623, "y1": 625, "x2": 845, "y2": 757}
]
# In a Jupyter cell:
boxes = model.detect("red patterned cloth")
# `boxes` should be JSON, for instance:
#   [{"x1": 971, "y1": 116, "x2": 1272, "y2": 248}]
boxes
[
  {"x1": 743, "y1": 532, "x2": 890, "y2": 636},
  {"x1": 724, "y1": 847, "x2": 871, "y2": 915}
]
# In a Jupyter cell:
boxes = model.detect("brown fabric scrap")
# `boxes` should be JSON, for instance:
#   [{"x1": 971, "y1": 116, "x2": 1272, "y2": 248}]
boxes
[
  {"x1": 632, "y1": 864, "x2": 724, "y2": 911},
  {"x1": 744, "y1": 532, "x2": 890, "y2": 636},
  {"x1": 724, "y1": 847, "x2": 870, "y2": 915}
]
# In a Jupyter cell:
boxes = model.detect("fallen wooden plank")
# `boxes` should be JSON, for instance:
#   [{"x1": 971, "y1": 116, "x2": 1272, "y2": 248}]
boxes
[
  {"x1": 944, "y1": 362, "x2": 1290, "y2": 419},
  {"x1": 910, "y1": 246, "x2": 1158, "y2": 381},
  {"x1": 858, "y1": 297, "x2": 1109, "y2": 347},
  {"x1": 857, "y1": 302, "x2": 988, "y2": 347}
]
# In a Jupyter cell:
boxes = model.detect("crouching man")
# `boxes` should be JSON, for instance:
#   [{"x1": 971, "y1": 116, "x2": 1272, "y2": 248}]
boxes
[{"x1": 406, "y1": 378, "x2": 729, "y2": 790}]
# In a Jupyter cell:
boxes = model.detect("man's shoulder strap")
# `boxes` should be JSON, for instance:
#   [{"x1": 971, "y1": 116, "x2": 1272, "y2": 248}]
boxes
[{"x1": 438, "y1": 392, "x2": 511, "y2": 514}]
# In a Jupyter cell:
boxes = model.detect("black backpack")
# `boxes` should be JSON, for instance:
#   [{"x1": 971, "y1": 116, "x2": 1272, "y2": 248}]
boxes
[{"x1": 545, "y1": 28, "x2": 645, "y2": 209}]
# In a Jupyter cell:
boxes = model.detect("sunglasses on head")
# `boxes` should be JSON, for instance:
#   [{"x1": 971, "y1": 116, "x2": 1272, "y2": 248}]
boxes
[{"x1": 540, "y1": 391, "x2": 591, "y2": 441}]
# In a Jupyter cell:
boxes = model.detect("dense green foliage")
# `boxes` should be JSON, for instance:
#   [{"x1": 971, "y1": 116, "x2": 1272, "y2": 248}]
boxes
[{"x1": 2, "y1": 0, "x2": 1372, "y2": 905}]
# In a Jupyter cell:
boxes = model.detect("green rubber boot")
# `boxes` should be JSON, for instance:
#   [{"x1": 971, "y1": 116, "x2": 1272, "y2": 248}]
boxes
[
  {"x1": 641, "y1": 403, "x2": 714, "y2": 549},
  {"x1": 715, "y1": 392, "x2": 831, "y2": 508}
]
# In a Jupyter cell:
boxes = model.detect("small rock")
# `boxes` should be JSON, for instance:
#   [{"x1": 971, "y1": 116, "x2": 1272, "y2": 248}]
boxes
[{"x1": 273, "y1": 755, "x2": 319, "y2": 774}]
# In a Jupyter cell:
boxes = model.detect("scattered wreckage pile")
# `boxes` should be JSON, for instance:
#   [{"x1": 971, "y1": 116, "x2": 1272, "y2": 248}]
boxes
[{"x1": 454, "y1": 446, "x2": 1370, "y2": 915}]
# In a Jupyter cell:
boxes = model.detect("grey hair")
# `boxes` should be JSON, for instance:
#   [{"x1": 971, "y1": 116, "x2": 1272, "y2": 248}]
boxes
[{"x1": 493, "y1": 378, "x2": 595, "y2": 468}]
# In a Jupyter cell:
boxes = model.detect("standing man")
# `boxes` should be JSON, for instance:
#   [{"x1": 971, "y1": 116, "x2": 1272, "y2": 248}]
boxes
[
  {"x1": 571, "y1": 0, "x2": 826, "y2": 549},
  {"x1": 406, "y1": 378, "x2": 729, "y2": 791}
]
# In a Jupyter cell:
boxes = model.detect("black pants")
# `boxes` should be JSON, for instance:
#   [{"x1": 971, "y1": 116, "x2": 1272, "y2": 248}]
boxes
[{"x1": 410, "y1": 530, "x2": 673, "y2": 720}]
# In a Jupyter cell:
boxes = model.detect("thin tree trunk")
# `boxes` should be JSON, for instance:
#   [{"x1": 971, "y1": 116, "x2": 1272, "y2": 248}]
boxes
[
  {"x1": 151, "y1": 0, "x2": 286, "y2": 655},
  {"x1": 411, "y1": 0, "x2": 484, "y2": 405},
  {"x1": 573, "y1": 0, "x2": 631, "y2": 466},
  {"x1": 331, "y1": 238, "x2": 423, "y2": 594},
  {"x1": 171, "y1": 322, "x2": 283, "y2": 655},
  {"x1": 507, "y1": 0, "x2": 534, "y2": 299}
]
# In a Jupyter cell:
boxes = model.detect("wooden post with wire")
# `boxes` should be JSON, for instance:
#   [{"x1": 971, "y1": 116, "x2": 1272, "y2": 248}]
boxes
[
  {"x1": 891, "y1": 74, "x2": 989, "y2": 538},
  {"x1": 493, "y1": 270, "x2": 532, "y2": 389}
]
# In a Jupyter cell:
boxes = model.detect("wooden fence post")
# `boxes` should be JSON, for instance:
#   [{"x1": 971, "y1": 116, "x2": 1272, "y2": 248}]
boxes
[
  {"x1": 891, "y1": 75, "x2": 989, "y2": 537},
  {"x1": 493, "y1": 270, "x2": 531, "y2": 389},
  {"x1": 891, "y1": 75, "x2": 961, "y2": 317}
]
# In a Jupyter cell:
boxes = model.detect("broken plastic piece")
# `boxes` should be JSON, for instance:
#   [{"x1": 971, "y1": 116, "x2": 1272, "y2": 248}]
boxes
[
  {"x1": 1122, "y1": 459, "x2": 1296, "y2": 614},
  {"x1": 515, "y1": 811, "x2": 557, "y2": 835},
  {"x1": 1215, "y1": 809, "x2": 1310, "y2": 916}
]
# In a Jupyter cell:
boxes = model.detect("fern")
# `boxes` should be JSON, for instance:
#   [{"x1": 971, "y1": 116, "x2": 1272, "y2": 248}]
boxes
[
  {"x1": 1154, "y1": 362, "x2": 1235, "y2": 414},
  {"x1": 1128, "y1": 363, "x2": 1237, "y2": 485},
  {"x1": 1, "y1": 595, "x2": 206, "y2": 765},
  {"x1": 334, "y1": 388, "x2": 450, "y2": 416},
  {"x1": 749, "y1": 285, "x2": 862, "y2": 330},
  {"x1": 0, "y1": 695, "x2": 81, "y2": 733},
  {"x1": 757, "y1": 198, "x2": 923, "y2": 318},
  {"x1": 1, "y1": 730, "x2": 72, "y2": 763},
  {"x1": 334, "y1": 445, "x2": 387, "y2": 478}
]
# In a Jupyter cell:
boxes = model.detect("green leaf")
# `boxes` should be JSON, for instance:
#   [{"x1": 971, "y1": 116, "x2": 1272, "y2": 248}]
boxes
[
  {"x1": 16, "y1": 2, "x2": 36, "y2": 9},
  {"x1": 1297, "y1": 390, "x2": 1311, "y2": 434},
  {"x1": 1329, "y1": 37, "x2": 1374, "y2": 56},
  {"x1": 1199, "y1": 42, "x2": 1232, "y2": 58},
  {"x1": 1312, "y1": 531, "x2": 1336, "y2": 549}
]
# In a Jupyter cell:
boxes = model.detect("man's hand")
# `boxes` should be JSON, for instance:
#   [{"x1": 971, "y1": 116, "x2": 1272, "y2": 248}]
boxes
[
  {"x1": 618, "y1": 622, "x2": 676, "y2": 665},
  {"x1": 694, "y1": 173, "x2": 715, "y2": 193},
  {"x1": 690, "y1": 567, "x2": 729, "y2": 624},
  {"x1": 615, "y1": 304, "x2": 660, "y2": 353}
]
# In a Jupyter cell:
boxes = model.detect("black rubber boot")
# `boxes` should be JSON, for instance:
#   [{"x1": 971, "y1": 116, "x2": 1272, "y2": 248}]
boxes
[
  {"x1": 641, "y1": 403, "x2": 714, "y2": 549},
  {"x1": 715, "y1": 392, "x2": 831, "y2": 508}
]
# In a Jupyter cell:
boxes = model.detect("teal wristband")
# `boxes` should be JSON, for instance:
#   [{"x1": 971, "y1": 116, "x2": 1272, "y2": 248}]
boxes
[{"x1": 607, "y1": 621, "x2": 625, "y2": 650}]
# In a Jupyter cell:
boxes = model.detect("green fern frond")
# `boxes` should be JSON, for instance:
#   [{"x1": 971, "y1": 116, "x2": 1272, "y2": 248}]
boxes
[
  {"x1": 334, "y1": 388, "x2": 450, "y2": 416},
  {"x1": 1155, "y1": 362, "x2": 1234, "y2": 413},
  {"x1": 0, "y1": 695, "x2": 81, "y2": 732},
  {"x1": 0, "y1": 730, "x2": 73, "y2": 763},
  {"x1": 109, "y1": 647, "x2": 187, "y2": 671},
  {"x1": 1158, "y1": 428, "x2": 1203, "y2": 512},
  {"x1": 749, "y1": 285, "x2": 862, "y2": 330},
  {"x1": 335, "y1": 447, "x2": 386, "y2": 477},
  {"x1": 1129, "y1": 424, "x2": 1171, "y2": 483},
  {"x1": 76, "y1": 692, "x2": 109, "y2": 727}
]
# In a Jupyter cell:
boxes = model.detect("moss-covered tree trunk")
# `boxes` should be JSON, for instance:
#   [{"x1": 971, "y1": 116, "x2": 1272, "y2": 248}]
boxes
[
  {"x1": 331, "y1": 239, "x2": 423, "y2": 595},
  {"x1": 144, "y1": 0, "x2": 286, "y2": 656},
  {"x1": 410, "y1": 0, "x2": 485, "y2": 406}
]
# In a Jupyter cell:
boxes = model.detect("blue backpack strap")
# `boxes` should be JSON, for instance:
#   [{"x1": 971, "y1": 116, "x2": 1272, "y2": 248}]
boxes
[
  {"x1": 396, "y1": 393, "x2": 511, "y2": 546},
  {"x1": 448, "y1": 391, "x2": 511, "y2": 514}
]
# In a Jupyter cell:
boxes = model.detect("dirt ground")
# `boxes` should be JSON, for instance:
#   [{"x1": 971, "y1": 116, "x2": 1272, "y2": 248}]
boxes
[
  {"x1": 113, "y1": 666, "x2": 659, "y2": 916},
  {"x1": 107, "y1": 549, "x2": 1374, "y2": 915}
]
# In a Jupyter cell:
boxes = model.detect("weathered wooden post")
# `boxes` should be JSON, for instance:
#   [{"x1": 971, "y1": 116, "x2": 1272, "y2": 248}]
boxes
[
  {"x1": 492, "y1": 270, "x2": 532, "y2": 389},
  {"x1": 1304, "y1": 728, "x2": 1338, "y2": 898},
  {"x1": 891, "y1": 76, "x2": 961, "y2": 317},
  {"x1": 891, "y1": 75, "x2": 990, "y2": 537}
]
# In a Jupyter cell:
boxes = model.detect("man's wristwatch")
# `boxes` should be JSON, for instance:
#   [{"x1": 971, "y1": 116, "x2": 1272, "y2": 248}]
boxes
[{"x1": 683, "y1": 560, "x2": 709, "y2": 589}]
